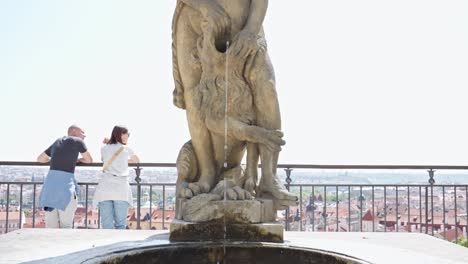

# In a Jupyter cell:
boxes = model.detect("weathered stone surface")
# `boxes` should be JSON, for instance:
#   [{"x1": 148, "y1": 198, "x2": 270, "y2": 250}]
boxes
[
  {"x1": 2, "y1": 229, "x2": 468, "y2": 263},
  {"x1": 173, "y1": 0, "x2": 298, "y2": 219},
  {"x1": 178, "y1": 196, "x2": 275, "y2": 223},
  {"x1": 170, "y1": 0, "x2": 298, "y2": 243},
  {"x1": 169, "y1": 220, "x2": 283, "y2": 243}
]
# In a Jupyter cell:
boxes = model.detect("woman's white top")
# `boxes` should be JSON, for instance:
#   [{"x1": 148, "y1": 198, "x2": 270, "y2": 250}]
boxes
[{"x1": 93, "y1": 143, "x2": 135, "y2": 207}]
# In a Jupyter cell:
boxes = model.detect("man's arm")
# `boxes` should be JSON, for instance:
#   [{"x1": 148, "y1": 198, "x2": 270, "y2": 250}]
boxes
[
  {"x1": 37, "y1": 152, "x2": 50, "y2": 163},
  {"x1": 244, "y1": 0, "x2": 268, "y2": 35},
  {"x1": 78, "y1": 151, "x2": 93, "y2": 163}
]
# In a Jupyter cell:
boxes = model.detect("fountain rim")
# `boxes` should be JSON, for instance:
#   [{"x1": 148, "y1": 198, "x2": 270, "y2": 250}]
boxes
[{"x1": 83, "y1": 241, "x2": 372, "y2": 264}]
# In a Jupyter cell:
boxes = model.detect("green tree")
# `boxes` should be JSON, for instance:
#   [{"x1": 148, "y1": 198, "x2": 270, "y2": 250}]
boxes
[{"x1": 456, "y1": 238, "x2": 468, "y2": 248}]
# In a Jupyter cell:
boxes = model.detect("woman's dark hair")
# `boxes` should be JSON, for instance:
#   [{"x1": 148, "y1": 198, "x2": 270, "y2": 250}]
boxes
[{"x1": 108, "y1": 125, "x2": 129, "y2": 145}]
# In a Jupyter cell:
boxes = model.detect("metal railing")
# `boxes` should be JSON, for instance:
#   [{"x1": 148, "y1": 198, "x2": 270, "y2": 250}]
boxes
[{"x1": 0, "y1": 162, "x2": 467, "y2": 243}]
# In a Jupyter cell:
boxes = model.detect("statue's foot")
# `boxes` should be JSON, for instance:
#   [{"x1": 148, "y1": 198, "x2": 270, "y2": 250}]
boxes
[
  {"x1": 243, "y1": 176, "x2": 257, "y2": 196},
  {"x1": 211, "y1": 180, "x2": 253, "y2": 200},
  {"x1": 177, "y1": 181, "x2": 211, "y2": 198},
  {"x1": 223, "y1": 186, "x2": 253, "y2": 200},
  {"x1": 258, "y1": 191, "x2": 297, "y2": 211},
  {"x1": 258, "y1": 175, "x2": 298, "y2": 203}
]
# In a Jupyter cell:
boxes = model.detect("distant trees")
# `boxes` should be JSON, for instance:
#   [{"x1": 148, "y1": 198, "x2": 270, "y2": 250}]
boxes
[{"x1": 456, "y1": 238, "x2": 468, "y2": 248}]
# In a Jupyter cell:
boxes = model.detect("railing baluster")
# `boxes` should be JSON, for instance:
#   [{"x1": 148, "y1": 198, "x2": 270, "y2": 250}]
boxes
[
  {"x1": 359, "y1": 186, "x2": 363, "y2": 232},
  {"x1": 384, "y1": 186, "x2": 387, "y2": 232},
  {"x1": 134, "y1": 165, "x2": 142, "y2": 230},
  {"x1": 19, "y1": 184, "x2": 23, "y2": 229},
  {"x1": 454, "y1": 186, "x2": 458, "y2": 243},
  {"x1": 425, "y1": 186, "x2": 428, "y2": 234},
  {"x1": 149, "y1": 185, "x2": 152, "y2": 230},
  {"x1": 162, "y1": 185, "x2": 166, "y2": 230},
  {"x1": 336, "y1": 186, "x2": 338, "y2": 232},
  {"x1": 442, "y1": 186, "x2": 446, "y2": 240},
  {"x1": 300, "y1": 185, "x2": 303, "y2": 231},
  {"x1": 85, "y1": 184, "x2": 89, "y2": 228},
  {"x1": 428, "y1": 169, "x2": 435, "y2": 236},
  {"x1": 431, "y1": 185, "x2": 434, "y2": 236},
  {"x1": 323, "y1": 186, "x2": 327, "y2": 232},
  {"x1": 32, "y1": 184, "x2": 36, "y2": 228},
  {"x1": 419, "y1": 186, "x2": 422, "y2": 233},
  {"x1": 396, "y1": 186, "x2": 398, "y2": 232},
  {"x1": 5, "y1": 184, "x2": 10, "y2": 233},
  {"x1": 312, "y1": 186, "x2": 315, "y2": 232},
  {"x1": 348, "y1": 186, "x2": 351, "y2": 232},
  {"x1": 466, "y1": 186, "x2": 468, "y2": 239},
  {"x1": 407, "y1": 185, "x2": 410, "y2": 232},
  {"x1": 372, "y1": 186, "x2": 375, "y2": 232}
]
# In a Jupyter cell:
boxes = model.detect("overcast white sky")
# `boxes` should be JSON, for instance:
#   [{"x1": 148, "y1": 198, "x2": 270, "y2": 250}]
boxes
[{"x1": 1, "y1": 0, "x2": 467, "y2": 165}]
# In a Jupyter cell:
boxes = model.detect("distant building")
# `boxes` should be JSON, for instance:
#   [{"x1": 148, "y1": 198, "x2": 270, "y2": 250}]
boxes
[{"x1": 0, "y1": 211, "x2": 26, "y2": 234}]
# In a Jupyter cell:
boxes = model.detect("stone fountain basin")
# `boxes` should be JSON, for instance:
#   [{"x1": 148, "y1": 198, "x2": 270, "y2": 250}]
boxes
[
  {"x1": 1, "y1": 229, "x2": 467, "y2": 263},
  {"x1": 90, "y1": 243, "x2": 367, "y2": 264}
]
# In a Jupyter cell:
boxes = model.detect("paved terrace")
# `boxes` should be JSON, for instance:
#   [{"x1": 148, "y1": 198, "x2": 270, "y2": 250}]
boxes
[{"x1": 0, "y1": 229, "x2": 467, "y2": 263}]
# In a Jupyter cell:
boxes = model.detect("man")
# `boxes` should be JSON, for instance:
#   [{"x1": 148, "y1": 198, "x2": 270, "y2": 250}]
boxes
[{"x1": 37, "y1": 125, "x2": 93, "y2": 228}]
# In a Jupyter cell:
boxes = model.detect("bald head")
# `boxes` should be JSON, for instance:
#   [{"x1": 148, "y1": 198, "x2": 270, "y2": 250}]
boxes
[{"x1": 68, "y1": 125, "x2": 86, "y2": 139}]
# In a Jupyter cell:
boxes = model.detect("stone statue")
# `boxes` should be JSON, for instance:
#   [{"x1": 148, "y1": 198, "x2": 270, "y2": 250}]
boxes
[{"x1": 171, "y1": 0, "x2": 297, "y2": 226}]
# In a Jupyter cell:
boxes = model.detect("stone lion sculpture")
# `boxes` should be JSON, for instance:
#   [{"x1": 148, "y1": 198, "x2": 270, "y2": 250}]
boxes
[{"x1": 172, "y1": 0, "x2": 297, "y2": 213}]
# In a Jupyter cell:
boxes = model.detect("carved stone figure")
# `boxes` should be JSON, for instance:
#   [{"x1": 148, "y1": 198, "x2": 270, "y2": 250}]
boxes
[{"x1": 172, "y1": 0, "x2": 297, "y2": 220}]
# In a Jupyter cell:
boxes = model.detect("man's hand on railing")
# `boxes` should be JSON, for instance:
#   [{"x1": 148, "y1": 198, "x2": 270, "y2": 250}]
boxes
[
  {"x1": 36, "y1": 152, "x2": 50, "y2": 163},
  {"x1": 78, "y1": 152, "x2": 93, "y2": 164}
]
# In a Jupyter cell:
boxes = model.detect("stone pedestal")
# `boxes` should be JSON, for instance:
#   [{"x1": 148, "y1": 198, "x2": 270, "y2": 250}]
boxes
[
  {"x1": 171, "y1": 197, "x2": 283, "y2": 242},
  {"x1": 169, "y1": 220, "x2": 283, "y2": 243},
  {"x1": 176, "y1": 196, "x2": 276, "y2": 223}
]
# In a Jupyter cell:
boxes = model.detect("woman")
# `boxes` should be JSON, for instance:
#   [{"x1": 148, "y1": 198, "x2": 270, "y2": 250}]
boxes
[{"x1": 93, "y1": 125, "x2": 140, "y2": 229}]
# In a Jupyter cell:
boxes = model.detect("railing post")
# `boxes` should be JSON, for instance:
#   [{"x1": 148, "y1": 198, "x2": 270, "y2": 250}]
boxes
[
  {"x1": 85, "y1": 184, "x2": 89, "y2": 228},
  {"x1": 134, "y1": 165, "x2": 142, "y2": 230},
  {"x1": 454, "y1": 187, "x2": 458, "y2": 243},
  {"x1": 284, "y1": 167, "x2": 292, "y2": 231},
  {"x1": 19, "y1": 184, "x2": 23, "y2": 230},
  {"x1": 427, "y1": 169, "x2": 435, "y2": 235},
  {"x1": 32, "y1": 184, "x2": 36, "y2": 228},
  {"x1": 162, "y1": 185, "x2": 166, "y2": 230},
  {"x1": 5, "y1": 184, "x2": 10, "y2": 233}
]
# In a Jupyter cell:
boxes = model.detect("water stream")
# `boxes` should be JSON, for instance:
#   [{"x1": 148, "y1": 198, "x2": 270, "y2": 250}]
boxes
[{"x1": 221, "y1": 40, "x2": 230, "y2": 264}]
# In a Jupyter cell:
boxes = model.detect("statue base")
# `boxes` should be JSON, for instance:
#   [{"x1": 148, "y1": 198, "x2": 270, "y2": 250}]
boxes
[
  {"x1": 169, "y1": 220, "x2": 283, "y2": 243},
  {"x1": 176, "y1": 196, "x2": 276, "y2": 223},
  {"x1": 171, "y1": 197, "x2": 283, "y2": 242}
]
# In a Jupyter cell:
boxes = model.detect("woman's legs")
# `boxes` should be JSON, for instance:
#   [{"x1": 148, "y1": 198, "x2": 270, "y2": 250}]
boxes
[
  {"x1": 98, "y1": 201, "x2": 114, "y2": 229},
  {"x1": 113, "y1": 201, "x2": 129, "y2": 229}
]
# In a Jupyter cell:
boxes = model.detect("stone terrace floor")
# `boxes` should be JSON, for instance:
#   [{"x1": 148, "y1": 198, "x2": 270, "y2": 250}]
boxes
[{"x1": 0, "y1": 229, "x2": 467, "y2": 263}]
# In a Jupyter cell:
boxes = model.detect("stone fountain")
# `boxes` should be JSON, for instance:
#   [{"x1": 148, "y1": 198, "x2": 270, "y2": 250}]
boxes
[{"x1": 169, "y1": 0, "x2": 297, "y2": 243}]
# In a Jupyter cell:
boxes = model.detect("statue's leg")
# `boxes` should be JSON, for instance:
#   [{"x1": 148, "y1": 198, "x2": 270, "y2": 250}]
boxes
[
  {"x1": 247, "y1": 50, "x2": 297, "y2": 204},
  {"x1": 209, "y1": 132, "x2": 254, "y2": 200},
  {"x1": 205, "y1": 117, "x2": 284, "y2": 152},
  {"x1": 205, "y1": 116, "x2": 283, "y2": 199},
  {"x1": 244, "y1": 142, "x2": 259, "y2": 195},
  {"x1": 176, "y1": 14, "x2": 216, "y2": 197}
]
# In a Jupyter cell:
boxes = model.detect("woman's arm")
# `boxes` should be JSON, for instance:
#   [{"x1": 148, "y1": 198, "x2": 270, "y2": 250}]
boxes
[{"x1": 129, "y1": 154, "x2": 140, "y2": 164}]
